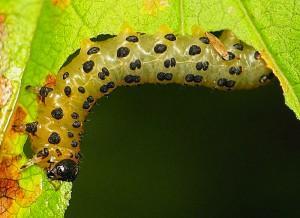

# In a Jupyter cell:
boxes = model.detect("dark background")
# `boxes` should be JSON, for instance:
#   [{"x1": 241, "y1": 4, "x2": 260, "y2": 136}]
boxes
[{"x1": 65, "y1": 81, "x2": 300, "y2": 218}]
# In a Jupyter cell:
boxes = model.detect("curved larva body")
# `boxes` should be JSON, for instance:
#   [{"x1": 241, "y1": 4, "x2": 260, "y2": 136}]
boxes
[{"x1": 26, "y1": 30, "x2": 273, "y2": 181}]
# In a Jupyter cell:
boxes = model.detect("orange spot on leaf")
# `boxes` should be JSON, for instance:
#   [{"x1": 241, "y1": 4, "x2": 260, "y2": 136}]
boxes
[
  {"x1": 52, "y1": 0, "x2": 70, "y2": 9},
  {"x1": 0, "y1": 13, "x2": 6, "y2": 37},
  {"x1": 0, "y1": 14, "x2": 5, "y2": 23},
  {"x1": 0, "y1": 75, "x2": 12, "y2": 108},
  {"x1": 10, "y1": 106, "x2": 27, "y2": 134},
  {"x1": 0, "y1": 156, "x2": 24, "y2": 216}
]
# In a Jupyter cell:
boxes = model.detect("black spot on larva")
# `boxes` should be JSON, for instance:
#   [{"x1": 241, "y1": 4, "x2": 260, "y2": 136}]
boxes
[
  {"x1": 51, "y1": 108, "x2": 64, "y2": 120},
  {"x1": 117, "y1": 47, "x2": 130, "y2": 58},
  {"x1": 126, "y1": 35, "x2": 139, "y2": 43},
  {"x1": 68, "y1": 132, "x2": 74, "y2": 138},
  {"x1": 25, "y1": 122, "x2": 38, "y2": 134},
  {"x1": 36, "y1": 150, "x2": 44, "y2": 158},
  {"x1": 87, "y1": 96, "x2": 94, "y2": 103},
  {"x1": 134, "y1": 75, "x2": 141, "y2": 83},
  {"x1": 254, "y1": 51, "x2": 261, "y2": 60},
  {"x1": 124, "y1": 75, "x2": 140, "y2": 83},
  {"x1": 229, "y1": 66, "x2": 242, "y2": 75},
  {"x1": 129, "y1": 59, "x2": 141, "y2": 70},
  {"x1": 225, "y1": 80, "x2": 236, "y2": 88},
  {"x1": 102, "y1": 67, "x2": 109, "y2": 76},
  {"x1": 217, "y1": 78, "x2": 227, "y2": 87},
  {"x1": 189, "y1": 45, "x2": 201, "y2": 55},
  {"x1": 199, "y1": 37, "x2": 210, "y2": 44},
  {"x1": 43, "y1": 148, "x2": 49, "y2": 157},
  {"x1": 71, "y1": 112, "x2": 79, "y2": 119},
  {"x1": 157, "y1": 72, "x2": 165, "y2": 81},
  {"x1": 233, "y1": 43, "x2": 243, "y2": 51},
  {"x1": 170, "y1": 58, "x2": 176, "y2": 67},
  {"x1": 37, "y1": 148, "x2": 49, "y2": 158},
  {"x1": 227, "y1": 52, "x2": 235, "y2": 60},
  {"x1": 72, "y1": 121, "x2": 81, "y2": 128},
  {"x1": 154, "y1": 44, "x2": 167, "y2": 53},
  {"x1": 194, "y1": 75, "x2": 203, "y2": 83},
  {"x1": 100, "y1": 85, "x2": 108, "y2": 93},
  {"x1": 63, "y1": 72, "x2": 69, "y2": 80},
  {"x1": 82, "y1": 101, "x2": 90, "y2": 109},
  {"x1": 185, "y1": 74, "x2": 194, "y2": 82},
  {"x1": 165, "y1": 73, "x2": 173, "y2": 81},
  {"x1": 87, "y1": 47, "x2": 100, "y2": 55},
  {"x1": 196, "y1": 62, "x2": 203, "y2": 71},
  {"x1": 60, "y1": 48, "x2": 80, "y2": 69},
  {"x1": 164, "y1": 59, "x2": 171, "y2": 68},
  {"x1": 83, "y1": 60, "x2": 94, "y2": 73},
  {"x1": 135, "y1": 59, "x2": 141, "y2": 69},
  {"x1": 130, "y1": 61, "x2": 136, "y2": 70},
  {"x1": 90, "y1": 34, "x2": 116, "y2": 42},
  {"x1": 107, "y1": 82, "x2": 115, "y2": 89},
  {"x1": 124, "y1": 75, "x2": 134, "y2": 83},
  {"x1": 39, "y1": 86, "x2": 53, "y2": 98},
  {"x1": 37, "y1": 150, "x2": 45, "y2": 158},
  {"x1": 164, "y1": 33, "x2": 176, "y2": 41},
  {"x1": 202, "y1": 61, "x2": 209, "y2": 71},
  {"x1": 71, "y1": 141, "x2": 78, "y2": 147},
  {"x1": 64, "y1": 86, "x2": 71, "y2": 97},
  {"x1": 48, "y1": 132, "x2": 61, "y2": 144},
  {"x1": 98, "y1": 72, "x2": 105, "y2": 80},
  {"x1": 78, "y1": 86, "x2": 85, "y2": 94},
  {"x1": 56, "y1": 149, "x2": 62, "y2": 156}
]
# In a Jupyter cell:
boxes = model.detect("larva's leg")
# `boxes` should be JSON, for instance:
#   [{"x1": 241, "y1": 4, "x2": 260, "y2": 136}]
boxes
[
  {"x1": 20, "y1": 156, "x2": 42, "y2": 170},
  {"x1": 21, "y1": 146, "x2": 51, "y2": 171},
  {"x1": 25, "y1": 85, "x2": 40, "y2": 94},
  {"x1": 26, "y1": 85, "x2": 53, "y2": 103},
  {"x1": 12, "y1": 121, "x2": 38, "y2": 136},
  {"x1": 12, "y1": 123, "x2": 26, "y2": 133},
  {"x1": 25, "y1": 121, "x2": 38, "y2": 135}
]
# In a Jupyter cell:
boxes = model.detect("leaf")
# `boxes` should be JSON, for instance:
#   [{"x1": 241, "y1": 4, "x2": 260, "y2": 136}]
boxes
[
  {"x1": 0, "y1": 0, "x2": 71, "y2": 217},
  {"x1": 0, "y1": 0, "x2": 299, "y2": 217}
]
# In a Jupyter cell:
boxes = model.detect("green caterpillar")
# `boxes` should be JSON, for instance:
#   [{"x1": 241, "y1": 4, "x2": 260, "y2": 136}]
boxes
[{"x1": 23, "y1": 29, "x2": 273, "y2": 181}]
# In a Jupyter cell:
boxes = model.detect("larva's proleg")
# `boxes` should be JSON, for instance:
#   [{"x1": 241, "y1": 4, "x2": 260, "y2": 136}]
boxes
[{"x1": 24, "y1": 30, "x2": 273, "y2": 181}]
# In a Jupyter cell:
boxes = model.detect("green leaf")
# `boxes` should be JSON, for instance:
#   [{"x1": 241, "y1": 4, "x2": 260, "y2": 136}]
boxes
[
  {"x1": 1, "y1": 0, "x2": 299, "y2": 217},
  {"x1": 0, "y1": 0, "x2": 71, "y2": 217}
]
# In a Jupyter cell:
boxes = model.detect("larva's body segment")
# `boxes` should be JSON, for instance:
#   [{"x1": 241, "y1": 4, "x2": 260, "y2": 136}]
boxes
[{"x1": 26, "y1": 30, "x2": 273, "y2": 181}]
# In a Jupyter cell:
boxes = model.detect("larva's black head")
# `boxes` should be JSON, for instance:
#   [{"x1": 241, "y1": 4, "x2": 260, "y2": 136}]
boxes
[{"x1": 47, "y1": 159, "x2": 79, "y2": 182}]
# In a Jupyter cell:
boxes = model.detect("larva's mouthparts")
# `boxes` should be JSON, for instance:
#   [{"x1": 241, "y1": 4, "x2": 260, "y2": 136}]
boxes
[{"x1": 23, "y1": 30, "x2": 274, "y2": 182}]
